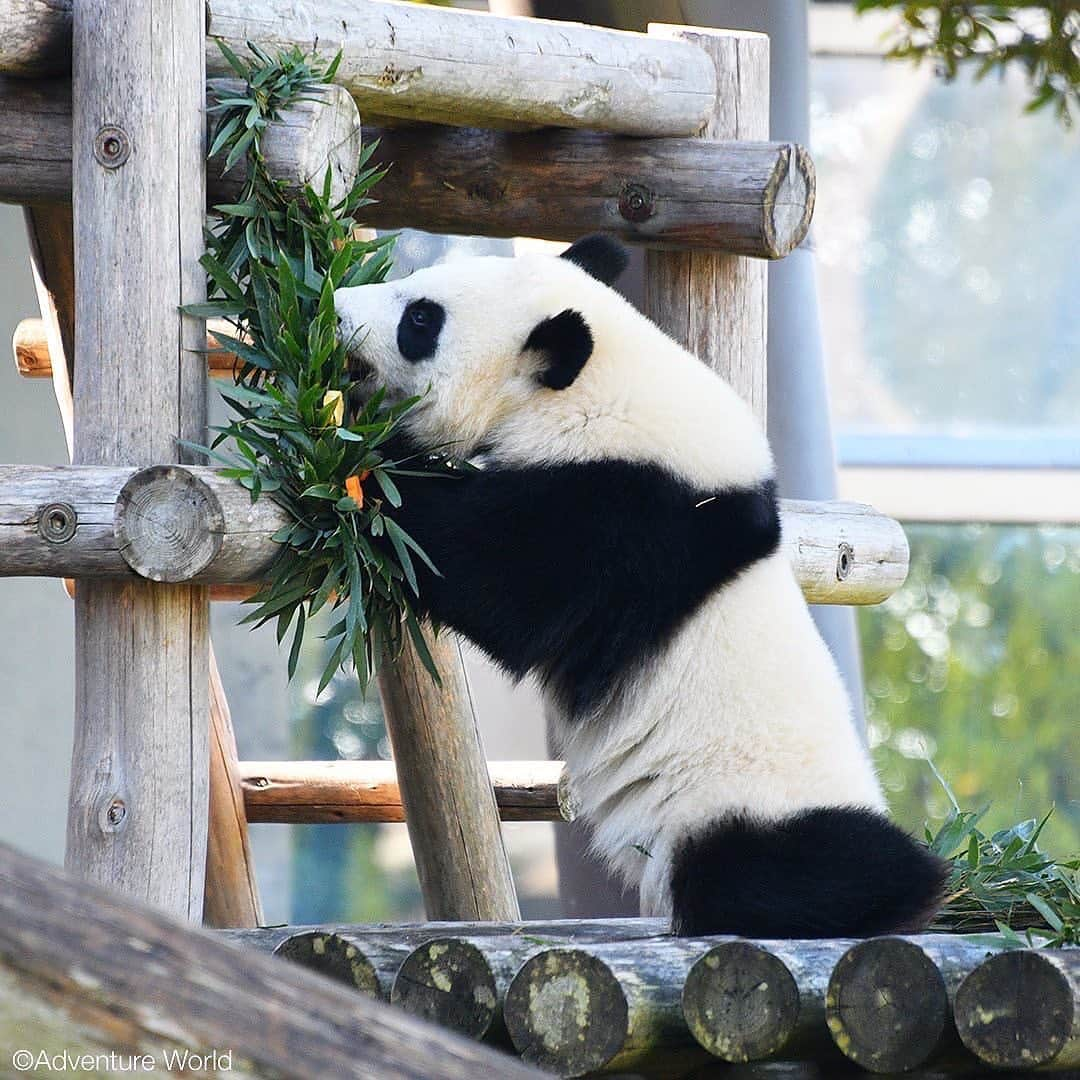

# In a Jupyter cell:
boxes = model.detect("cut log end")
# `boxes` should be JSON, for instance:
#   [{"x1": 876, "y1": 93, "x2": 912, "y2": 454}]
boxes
[
  {"x1": 763, "y1": 143, "x2": 815, "y2": 260},
  {"x1": 391, "y1": 938, "x2": 500, "y2": 1041},
  {"x1": 825, "y1": 938, "x2": 949, "y2": 1074},
  {"x1": 273, "y1": 931, "x2": 381, "y2": 998},
  {"x1": 954, "y1": 950, "x2": 1076, "y2": 1069},
  {"x1": 114, "y1": 465, "x2": 224, "y2": 582},
  {"x1": 682, "y1": 942, "x2": 801, "y2": 1062},
  {"x1": 504, "y1": 948, "x2": 627, "y2": 1076}
]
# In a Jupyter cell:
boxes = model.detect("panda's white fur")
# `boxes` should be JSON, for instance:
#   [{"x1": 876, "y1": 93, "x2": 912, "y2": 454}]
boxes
[{"x1": 335, "y1": 236, "x2": 945, "y2": 937}]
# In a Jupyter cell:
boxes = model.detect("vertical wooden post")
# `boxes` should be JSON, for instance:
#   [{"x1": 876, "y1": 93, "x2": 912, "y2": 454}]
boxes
[
  {"x1": 644, "y1": 26, "x2": 769, "y2": 422},
  {"x1": 68, "y1": 0, "x2": 210, "y2": 919},
  {"x1": 379, "y1": 631, "x2": 520, "y2": 921}
]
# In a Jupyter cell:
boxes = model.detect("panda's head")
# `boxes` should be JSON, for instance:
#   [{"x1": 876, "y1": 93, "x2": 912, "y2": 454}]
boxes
[
  {"x1": 335, "y1": 234, "x2": 772, "y2": 485},
  {"x1": 335, "y1": 236, "x2": 632, "y2": 456}
]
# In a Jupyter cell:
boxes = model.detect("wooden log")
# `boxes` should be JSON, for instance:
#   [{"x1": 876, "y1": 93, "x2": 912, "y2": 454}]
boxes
[
  {"x1": 0, "y1": 465, "x2": 909, "y2": 604},
  {"x1": 273, "y1": 930, "x2": 416, "y2": 1000},
  {"x1": 391, "y1": 936, "x2": 552, "y2": 1044},
  {"x1": 825, "y1": 937, "x2": 954, "y2": 1074},
  {"x1": 0, "y1": 840, "x2": 543, "y2": 1079},
  {"x1": 954, "y1": 949, "x2": 1080, "y2": 1071},
  {"x1": 203, "y1": 650, "x2": 264, "y2": 928},
  {"x1": 0, "y1": 0, "x2": 720, "y2": 135},
  {"x1": 377, "y1": 630, "x2": 521, "y2": 922},
  {"x1": 67, "y1": 0, "x2": 209, "y2": 919},
  {"x1": 0, "y1": 81, "x2": 813, "y2": 259},
  {"x1": 681, "y1": 939, "x2": 848, "y2": 1065},
  {"x1": 240, "y1": 758, "x2": 576, "y2": 823},
  {"x1": 22, "y1": 213, "x2": 261, "y2": 930},
  {"x1": 367, "y1": 128, "x2": 812, "y2": 259},
  {"x1": 13, "y1": 316, "x2": 239, "y2": 378},
  {"x1": 503, "y1": 942, "x2": 710, "y2": 1076},
  {"x1": 0, "y1": 0, "x2": 716, "y2": 134},
  {"x1": 22, "y1": 204, "x2": 75, "y2": 448},
  {"x1": 0, "y1": 75, "x2": 362, "y2": 207},
  {"x1": 644, "y1": 26, "x2": 770, "y2": 423},
  {"x1": 215, "y1": 916, "x2": 671, "y2": 954}
]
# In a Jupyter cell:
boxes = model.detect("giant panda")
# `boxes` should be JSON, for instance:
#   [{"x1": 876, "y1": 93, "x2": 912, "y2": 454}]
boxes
[{"x1": 334, "y1": 235, "x2": 947, "y2": 937}]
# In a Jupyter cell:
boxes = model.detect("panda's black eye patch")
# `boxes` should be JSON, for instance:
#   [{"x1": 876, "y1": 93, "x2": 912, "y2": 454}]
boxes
[{"x1": 397, "y1": 299, "x2": 445, "y2": 362}]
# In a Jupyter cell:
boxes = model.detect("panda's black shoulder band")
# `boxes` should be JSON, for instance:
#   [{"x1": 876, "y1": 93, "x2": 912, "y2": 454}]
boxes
[{"x1": 386, "y1": 459, "x2": 780, "y2": 719}]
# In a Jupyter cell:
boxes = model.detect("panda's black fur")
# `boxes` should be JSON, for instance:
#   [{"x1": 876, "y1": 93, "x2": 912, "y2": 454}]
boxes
[
  {"x1": 338, "y1": 235, "x2": 949, "y2": 939},
  {"x1": 386, "y1": 457, "x2": 781, "y2": 719}
]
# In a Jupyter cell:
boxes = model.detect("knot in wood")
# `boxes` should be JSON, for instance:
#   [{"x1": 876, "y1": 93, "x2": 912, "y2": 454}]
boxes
[
  {"x1": 836, "y1": 542, "x2": 854, "y2": 581},
  {"x1": 37, "y1": 501, "x2": 77, "y2": 544},
  {"x1": 103, "y1": 797, "x2": 126, "y2": 831},
  {"x1": 115, "y1": 466, "x2": 224, "y2": 583},
  {"x1": 618, "y1": 182, "x2": 655, "y2": 223},
  {"x1": 93, "y1": 125, "x2": 131, "y2": 169}
]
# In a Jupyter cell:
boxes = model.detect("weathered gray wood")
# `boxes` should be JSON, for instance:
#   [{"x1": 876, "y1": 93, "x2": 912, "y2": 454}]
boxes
[
  {"x1": 20, "y1": 219, "x2": 260, "y2": 931},
  {"x1": 955, "y1": 949, "x2": 1080, "y2": 1071},
  {"x1": 0, "y1": 841, "x2": 543, "y2": 1079},
  {"x1": 0, "y1": 0, "x2": 717, "y2": 134},
  {"x1": 14, "y1": 315, "x2": 238, "y2": 377},
  {"x1": 378, "y1": 631, "x2": 521, "y2": 922},
  {"x1": 503, "y1": 941, "x2": 710, "y2": 1076},
  {"x1": 0, "y1": 465, "x2": 909, "y2": 604},
  {"x1": 240, "y1": 759, "x2": 576, "y2": 823},
  {"x1": 0, "y1": 76, "x2": 362, "y2": 207},
  {"x1": 391, "y1": 936, "x2": 553, "y2": 1044},
  {"x1": 0, "y1": 80, "x2": 812, "y2": 259},
  {"x1": 681, "y1": 940, "x2": 845, "y2": 1065},
  {"x1": 825, "y1": 937, "x2": 953, "y2": 1073},
  {"x1": 273, "y1": 930, "x2": 417, "y2": 1001},
  {"x1": 644, "y1": 26, "x2": 770, "y2": 423},
  {"x1": 0, "y1": 0, "x2": 70, "y2": 75},
  {"x1": 340, "y1": 128, "x2": 812, "y2": 259},
  {"x1": 215, "y1": 917, "x2": 671, "y2": 955},
  {"x1": 68, "y1": 0, "x2": 210, "y2": 920},
  {"x1": 208, "y1": 80, "x2": 361, "y2": 207}
]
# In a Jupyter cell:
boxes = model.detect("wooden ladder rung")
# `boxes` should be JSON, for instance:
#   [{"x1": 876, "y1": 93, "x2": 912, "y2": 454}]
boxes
[{"x1": 240, "y1": 759, "x2": 575, "y2": 824}]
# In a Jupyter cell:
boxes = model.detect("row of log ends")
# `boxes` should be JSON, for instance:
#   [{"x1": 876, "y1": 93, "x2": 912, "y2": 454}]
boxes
[{"x1": 216, "y1": 920, "x2": 1080, "y2": 1077}]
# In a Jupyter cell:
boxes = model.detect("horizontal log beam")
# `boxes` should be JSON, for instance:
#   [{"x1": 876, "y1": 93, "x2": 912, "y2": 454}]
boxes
[
  {"x1": 14, "y1": 317, "x2": 237, "y2": 378},
  {"x1": 0, "y1": 76, "x2": 361, "y2": 208},
  {"x1": 0, "y1": 82, "x2": 813, "y2": 258},
  {"x1": 0, "y1": 465, "x2": 909, "y2": 603},
  {"x1": 0, "y1": 840, "x2": 544, "y2": 1080},
  {"x1": 0, "y1": 0, "x2": 717, "y2": 135},
  {"x1": 240, "y1": 759, "x2": 576, "y2": 823}
]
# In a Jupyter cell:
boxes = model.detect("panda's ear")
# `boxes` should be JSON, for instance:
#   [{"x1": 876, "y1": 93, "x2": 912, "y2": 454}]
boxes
[
  {"x1": 525, "y1": 309, "x2": 593, "y2": 391},
  {"x1": 560, "y1": 234, "x2": 629, "y2": 286}
]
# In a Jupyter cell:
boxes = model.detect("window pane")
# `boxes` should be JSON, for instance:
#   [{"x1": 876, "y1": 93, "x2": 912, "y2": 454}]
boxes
[
  {"x1": 861, "y1": 525, "x2": 1080, "y2": 857},
  {"x1": 811, "y1": 58, "x2": 1080, "y2": 459}
]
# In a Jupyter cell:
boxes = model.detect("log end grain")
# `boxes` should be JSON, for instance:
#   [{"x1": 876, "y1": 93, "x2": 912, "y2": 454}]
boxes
[
  {"x1": 682, "y1": 941, "x2": 800, "y2": 1062},
  {"x1": 954, "y1": 950, "x2": 1075, "y2": 1070},
  {"x1": 391, "y1": 938, "x2": 500, "y2": 1040},
  {"x1": 825, "y1": 937, "x2": 948, "y2": 1074},
  {"x1": 274, "y1": 930, "x2": 382, "y2": 998},
  {"x1": 762, "y1": 143, "x2": 815, "y2": 260},
  {"x1": 114, "y1": 465, "x2": 223, "y2": 582},
  {"x1": 504, "y1": 948, "x2": 627, "y2": 1076}
]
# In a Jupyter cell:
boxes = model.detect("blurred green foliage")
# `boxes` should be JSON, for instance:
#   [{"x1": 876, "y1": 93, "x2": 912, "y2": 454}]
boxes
[
  {"x1": 862, "y1": 524, "x2": 1080, "y2": 859},
  {"x1": 856, "y1": 1, "x2": 1080, "y2": 125}
]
